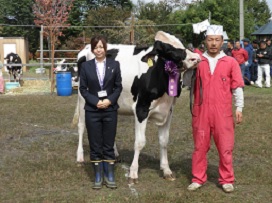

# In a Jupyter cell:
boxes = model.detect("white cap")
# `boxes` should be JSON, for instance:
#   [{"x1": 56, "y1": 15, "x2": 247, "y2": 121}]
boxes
[{"x1": 206, "y1": 25, "x2": 223, "y2": 36}]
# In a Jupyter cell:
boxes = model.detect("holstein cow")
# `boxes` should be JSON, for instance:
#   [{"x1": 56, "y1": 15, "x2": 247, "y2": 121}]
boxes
[
  {"x1": 72, "y1": 31, "x2": 200, "y2": 183},
  {"x1": 4, "y1": 53, "x2": 22, "y2": 82}
]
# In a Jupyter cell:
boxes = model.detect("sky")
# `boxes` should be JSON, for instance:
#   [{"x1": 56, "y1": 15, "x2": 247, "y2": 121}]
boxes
[{"x1": 131, "y1": 0, "x2": 272, "y2": 15}]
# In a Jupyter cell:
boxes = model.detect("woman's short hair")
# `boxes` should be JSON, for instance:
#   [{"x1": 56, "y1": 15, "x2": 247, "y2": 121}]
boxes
[{"x1": 90, "y1": 36, "x2": 107, "y2": 52}]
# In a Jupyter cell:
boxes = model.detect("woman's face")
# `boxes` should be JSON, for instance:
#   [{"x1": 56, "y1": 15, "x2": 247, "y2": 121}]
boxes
[{"x1": 93, "y1": 40, "x2": 106, "y2": 61}]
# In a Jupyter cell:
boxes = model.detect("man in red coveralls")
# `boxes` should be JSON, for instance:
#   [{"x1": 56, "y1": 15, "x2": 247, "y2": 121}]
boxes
[{"x1": 187, "y1": 25, "x2": 244, "y2": 193}]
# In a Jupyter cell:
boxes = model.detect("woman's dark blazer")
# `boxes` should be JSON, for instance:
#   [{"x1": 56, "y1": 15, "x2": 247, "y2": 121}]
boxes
[{"x1": 79, "y1": 58, "x2": 122, "y2": 112}]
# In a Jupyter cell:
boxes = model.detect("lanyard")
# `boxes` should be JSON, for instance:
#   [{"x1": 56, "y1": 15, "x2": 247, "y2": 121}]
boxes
[{"x1": 95, "y1": 61, "x2": 106, "y2": 90}]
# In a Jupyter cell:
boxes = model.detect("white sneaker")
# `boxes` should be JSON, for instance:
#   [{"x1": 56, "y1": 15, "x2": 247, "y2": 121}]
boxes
[
  {"x1": 222, "y1": 184, "x2": 234, "y2": 193},
  {"x1": 187, "y1": 182, "x2": 202, "y2": 191},
  {"x1": 250, "y1": 81, "x2": 254, "y2": 85}
]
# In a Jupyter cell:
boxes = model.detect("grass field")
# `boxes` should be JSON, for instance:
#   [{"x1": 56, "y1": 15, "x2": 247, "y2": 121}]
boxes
[{"x1": 0, "y1": 85, "x2": 271, "y2": 203}]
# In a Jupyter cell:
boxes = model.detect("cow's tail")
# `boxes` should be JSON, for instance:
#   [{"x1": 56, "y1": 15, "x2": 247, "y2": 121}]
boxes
[{"x1": 71, "y1": 92, "x2": 80, "y2": 128}]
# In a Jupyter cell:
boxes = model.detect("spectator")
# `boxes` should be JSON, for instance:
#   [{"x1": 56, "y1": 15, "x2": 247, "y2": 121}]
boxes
[
  {"x1": 255, "y1": 40, "x2": 271, "y2": 88},
  {"x1": 249, "y1": 40, "x2": 259, "y2": 84},
  {"x1": 199, "y1": 44, "x2": 206, "y2": 53},
  {"x1": 232, "y1": 40, "x2": 249, "y2": 78},
  {"x1": 224, "y1": 40, "x2": 234, "y2": 56},
  {"x1": 266, "y1": 38, "x2": 272, "y2": 77},
  {"x1": 242, "y1": 38, "x2": 253, "y2": 85},
  {"x1": 188, "y1": 43, "x2": 203, "y2": 56},
  {"x1": 0, "y1": 60, "x2": 4, "y2": 94}
]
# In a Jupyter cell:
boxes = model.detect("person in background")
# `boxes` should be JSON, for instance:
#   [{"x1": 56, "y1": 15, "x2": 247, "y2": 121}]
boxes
[
  {"x1": 80, "y1": 35, "x2": 123, "y2": 189},
  {"x1": 187, "y1": 25, "x2": 244, "y2": 193},
  {"x1": 188, "y1": 43, "x2": 203, "y2": 56},
  {"x1": 224, "y1": 40, "x2": 234, "y2": 56},
  {"x1": 249, "y1": 40, "x2": 259, "y2": 85},
  {"x1": 0, "y1": 60, "x2": 4, "y2": 94},
  {"x1": 242, "y1": 38, "x2": 253, "y2": 85},
  {"x1": 232, "y1": 40, "x2": 248, "y2": 79},
  {"x1": 199, "y1": 44, "x2": 206, "y2": 54},
  {"x1": 266, "y1": 38, "x2": 272, "y2": 77},
  {"x1": 255, "y1": 40, "x2": 271, "y2": 88}
]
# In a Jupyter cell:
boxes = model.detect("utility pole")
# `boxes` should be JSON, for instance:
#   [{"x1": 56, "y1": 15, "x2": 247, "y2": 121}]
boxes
[
  {"x1": 40, "y1": 25, "x2": 44, "y2": 70},
  {"x1": 239, "y1": 0, "x2": 244, "y2": 40},
  {"x1": 130, "y1": 14, "x2": 135, "y2": 45}
]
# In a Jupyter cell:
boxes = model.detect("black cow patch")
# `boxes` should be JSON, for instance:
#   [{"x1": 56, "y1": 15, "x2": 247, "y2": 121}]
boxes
[
  {"x1": 106, "y1": 49, "x2": 119, "y2": 60},
  {"x1": 133, "y1": 46, "x2": 150, "y2": 55},
  {"x1": 131, "y1": 57, "x2": 182, "y2": 123}
]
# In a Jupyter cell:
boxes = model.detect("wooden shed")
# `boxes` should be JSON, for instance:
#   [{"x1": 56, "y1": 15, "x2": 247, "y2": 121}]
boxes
[{"x1": 0, "y1": 37, "x2": 29, "y2": 72}]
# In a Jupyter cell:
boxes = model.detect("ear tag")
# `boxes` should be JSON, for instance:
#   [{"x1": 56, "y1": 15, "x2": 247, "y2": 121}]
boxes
[{"x1": 147, "y1": 58, "x2": 153, "y2": 67}]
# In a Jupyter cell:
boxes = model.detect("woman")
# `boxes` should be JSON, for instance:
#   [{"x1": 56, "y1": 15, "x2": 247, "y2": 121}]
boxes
[{"x1": 79, "y1": 36, "x2": 122, "y2": 189}]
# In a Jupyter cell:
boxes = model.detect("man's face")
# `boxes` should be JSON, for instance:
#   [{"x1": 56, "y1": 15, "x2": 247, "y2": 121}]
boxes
[
  {"x1": 235, "y1": 41, "x2": 241, "y2": 49},
  {"x1": 260, "y1": 43, "x2": 267, "y2": 49},
  {"x1": 227, "y1": 42, "x2": 233, "y2": 49},
  {"x1": 205, "y1": 35, "x2": 223, "y2": 57},
  {"x1": 243, "y1": 41, "x2": 249, "y2": 47},
  {"x1": 267, "y1": 40, "x2": 271, "y2": 46}
]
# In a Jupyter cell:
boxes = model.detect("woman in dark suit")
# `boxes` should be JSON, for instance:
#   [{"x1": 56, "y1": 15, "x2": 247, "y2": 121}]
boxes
[{"x1": 79, "y1": 36, "x2": 122, "y2": 189}]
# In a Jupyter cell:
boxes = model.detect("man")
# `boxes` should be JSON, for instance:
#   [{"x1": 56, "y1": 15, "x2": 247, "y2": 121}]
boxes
[
  {"x1": 187, "y1": 25, "x2": 244, "y2": 193},
  {"x1": 242, "y1": 38, "x2": 253, "y2": 85},
  {"x1": 0, "y1": 60, "x2": 4, "y2": 94},
  {"x1": 224, "y1": 40, "x2": 234, "y2": 56},
  {"x1": 188, "y1": 43, "x2": 203, "y2": 56},
  {"x1": 266, "y1": 38, "x2": 272, "y2": 77},
  {"x1": 255, "y1": 40, "x2": 271, "y2": 88},
  {"x1": 232, "y1": 40, "x2": 248, "y2": 78},
  {"x1": 249, "y1": 40, "x2": 259, "y2": 85}
]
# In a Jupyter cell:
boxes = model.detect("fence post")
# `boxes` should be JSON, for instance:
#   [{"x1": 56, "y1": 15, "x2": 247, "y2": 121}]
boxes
[{"x1": 40, "y1": 25, "x2": 44, "y2": 70}]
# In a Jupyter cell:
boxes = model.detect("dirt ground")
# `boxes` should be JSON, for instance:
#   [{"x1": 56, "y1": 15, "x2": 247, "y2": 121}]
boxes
[{"x1": 0, "y1": 83, "x2": 271, "y2": 202}]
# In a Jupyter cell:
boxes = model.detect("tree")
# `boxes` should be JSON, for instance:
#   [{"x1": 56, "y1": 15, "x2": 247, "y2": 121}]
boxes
[
  {"x1": 168, "y1": 0, "x2": 271, "y2": 46},
  {"x1": 84, "y1": 4, "x2": 132, "y2": 44},
  {"x1": 33, "y1": 0, "x2": 74, "y2": 94},
  {"x1": 0, "y1": 0, "x2": 40, "y2": 59}
]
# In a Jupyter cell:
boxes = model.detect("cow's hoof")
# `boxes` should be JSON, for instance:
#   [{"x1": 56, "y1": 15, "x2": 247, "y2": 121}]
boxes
[
  {"x1": 115, "y1": 156, "x2": 122, "y2": 163},
  {"x1": 163, "y1": 174, "x2": 176, "y2": 181},
  {"x1": 76, "y1": 162, "x2": 85, "y2": 167},
  {"x1": 128, "y1": 178, "x2": 138, "y2": 184}
]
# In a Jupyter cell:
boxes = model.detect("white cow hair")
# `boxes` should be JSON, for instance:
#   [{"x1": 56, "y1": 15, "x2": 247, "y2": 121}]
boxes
[{"x1": 155, "y1": 31, "x2": 185, "y2": 49}]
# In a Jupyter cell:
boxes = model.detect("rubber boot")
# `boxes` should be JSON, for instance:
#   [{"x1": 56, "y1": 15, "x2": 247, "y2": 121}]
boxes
[
  {"x1": 103, "y1": 161, "x2": 117, "y2": 189},
  {"x1": 92, "y1": 162, "x2": 103, "y2": 189}
]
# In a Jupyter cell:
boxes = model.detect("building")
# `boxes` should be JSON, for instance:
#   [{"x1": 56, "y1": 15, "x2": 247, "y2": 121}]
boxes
[
  {"x1": 0, "y1": 37, "x2": 29, "y2": 72},
  {"x1": 251, "y1": 18, "x2": 272, "y2": 41}
]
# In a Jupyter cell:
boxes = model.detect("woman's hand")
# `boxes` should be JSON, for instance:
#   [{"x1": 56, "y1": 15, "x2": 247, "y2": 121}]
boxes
[{"x1": 97, "y1": 99, "x2": 111, "y2": 109}]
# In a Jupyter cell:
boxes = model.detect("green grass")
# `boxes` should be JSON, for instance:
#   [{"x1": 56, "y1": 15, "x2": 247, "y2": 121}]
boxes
[{"x1": 0, "y1": 86, "x2": 272, "y2": 202}]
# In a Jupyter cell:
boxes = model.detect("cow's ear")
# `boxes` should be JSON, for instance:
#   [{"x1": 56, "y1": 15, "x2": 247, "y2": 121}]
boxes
[
  {"x1": 182, "y1": 69, "x2": 195, "y2": 87},
  {"x1": 141, "y1": 49, "x2": 157, "y2": 63}
]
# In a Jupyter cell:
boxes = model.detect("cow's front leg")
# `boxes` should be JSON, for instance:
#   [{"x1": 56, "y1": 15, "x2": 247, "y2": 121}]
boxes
[
  {"x1": 158, "y1": 111, "x2": 175, "y2": 181},
  {"x1": 129, "y1": 118, "x2": 147, "y2": 184}
]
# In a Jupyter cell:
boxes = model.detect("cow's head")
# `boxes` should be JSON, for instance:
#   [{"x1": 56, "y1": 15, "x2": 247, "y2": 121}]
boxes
[{"x1": 142, "y1": 31, "x2": 200, "y2": 70}]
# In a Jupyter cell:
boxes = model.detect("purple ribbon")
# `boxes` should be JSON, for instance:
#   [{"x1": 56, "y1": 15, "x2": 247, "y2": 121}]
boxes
[{"x1": 164, "y1": 60, "x2": 180, "y2": 97}]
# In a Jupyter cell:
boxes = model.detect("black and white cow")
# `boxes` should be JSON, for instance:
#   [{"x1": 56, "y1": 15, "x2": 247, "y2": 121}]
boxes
[
  {"x1": 54, "y1": 59, "x2": 79, "y2": 85},
  {"x1": 4, "y1": 53, "x2": 22, "y2": 82},
  {"x1": 72, "y1": 31, "x2": 201, "y2": 183}
]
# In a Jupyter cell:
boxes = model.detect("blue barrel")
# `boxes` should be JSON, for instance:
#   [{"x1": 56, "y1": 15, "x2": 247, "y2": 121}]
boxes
[{"x1": 56, "y1": 72, "x2": 72, "y2": 96}]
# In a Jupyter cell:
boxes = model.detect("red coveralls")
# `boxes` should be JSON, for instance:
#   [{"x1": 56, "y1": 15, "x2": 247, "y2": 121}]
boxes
[{"x1": 192, "y1": 55, "x2": 244, "y2": 185}]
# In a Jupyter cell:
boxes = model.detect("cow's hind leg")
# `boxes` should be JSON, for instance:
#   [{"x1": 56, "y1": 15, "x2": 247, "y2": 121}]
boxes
[
  {"x1": 158, "y1": 111, "x2": 175, "y2": 181},
  {"x1": 129, "y1": 118, "x2": 148, "y2": 184},
  {"x1": 76, "y1": 111, "x2": 85, "y2": 163}
]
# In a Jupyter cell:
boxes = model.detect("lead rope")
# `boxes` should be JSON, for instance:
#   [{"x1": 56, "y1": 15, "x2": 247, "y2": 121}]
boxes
[{"x1": 190, "y1": 69, "x2": 203, "y2": 116}]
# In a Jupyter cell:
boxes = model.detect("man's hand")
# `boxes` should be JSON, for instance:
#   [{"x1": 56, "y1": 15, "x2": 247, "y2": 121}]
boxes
[{"x1": 235, "y1": 110, "x2": 243, "y2": 124}]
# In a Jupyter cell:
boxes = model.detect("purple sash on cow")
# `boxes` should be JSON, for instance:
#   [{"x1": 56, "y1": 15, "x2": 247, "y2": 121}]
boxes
[{"x1": 164, "y1": 61, "x2": 179, "y2": 97}]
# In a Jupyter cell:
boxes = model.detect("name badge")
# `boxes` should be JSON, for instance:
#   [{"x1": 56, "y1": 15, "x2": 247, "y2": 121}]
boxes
[{"x1": 98, "y1": 90, "x2": 107, "y2": 98}]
